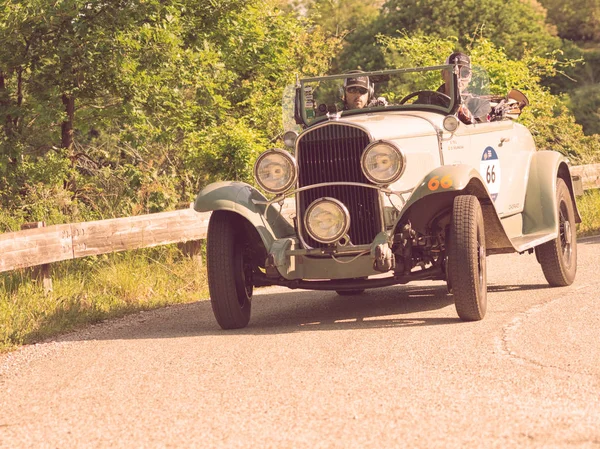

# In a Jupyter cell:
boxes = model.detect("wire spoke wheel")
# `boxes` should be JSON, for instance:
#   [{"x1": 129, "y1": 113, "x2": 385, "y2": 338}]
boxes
[{"x1": 535, "y1": 178, "x2": 577, "y2": 286}]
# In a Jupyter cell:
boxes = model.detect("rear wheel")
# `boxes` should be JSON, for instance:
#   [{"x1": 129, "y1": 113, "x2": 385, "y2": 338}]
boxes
[
  {"x1": 207, "y1": 211, "x2": 253, "y2": 329},
  {"x1": 448, "y1": 195, "x2": 487, "y2": 321},
  {"x1": 535, "y1": 178, "x2": 577, "y2": 286}
]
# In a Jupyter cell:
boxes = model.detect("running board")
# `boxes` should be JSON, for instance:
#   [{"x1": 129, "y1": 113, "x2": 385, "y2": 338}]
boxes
[{"x1": 510, "y1": 231, "x2": 557, "y2": 253}]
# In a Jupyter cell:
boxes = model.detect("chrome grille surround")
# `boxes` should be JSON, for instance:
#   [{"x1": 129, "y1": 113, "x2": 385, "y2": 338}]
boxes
[{"x1": 295, "y1": 122, "x2": 383, "y2": 249}]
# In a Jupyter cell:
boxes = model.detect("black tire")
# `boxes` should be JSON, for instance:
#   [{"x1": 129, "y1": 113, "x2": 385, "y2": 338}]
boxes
[
  {"x1": 206, "y1": 211, "x2": 253, "y2": 329},
  {"x1": 535, "y1": 178, "x2": 577, "y2": 286},
  {"x1": 448, "y1": 195, "x2": 487, "y2": 321},
  {"x1": 336, "y1": 290, "x2": 365, "y2": 296}
]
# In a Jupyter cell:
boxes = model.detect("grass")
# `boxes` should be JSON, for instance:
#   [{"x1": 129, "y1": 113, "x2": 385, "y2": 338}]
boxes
[
  {"x1": 0, "y1": 246, "x2": 208, "y2": 353},
  {"x1": 1, "y1": 190, "x2": 599, "y2": 354},
  {"x1": 576, "y1": 189, "x2": 600, "y2": 236}
]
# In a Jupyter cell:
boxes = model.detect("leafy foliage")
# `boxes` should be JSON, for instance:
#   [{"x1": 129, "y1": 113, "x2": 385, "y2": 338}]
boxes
[
  {"x1": 333, "y1": 0, "x2": 561, "y2": 72},
  {"x1": 380, "y1": 34, "x2": 600, "y2": 164},
  {"x1": 0, "y1": 0, "x2": 340, "y2": 226},
  {"x1": 539, "y1": 0, "x2": 600, "y2": 42},
  {"x1": 567, "y1": 84, "x2": 600, "y2": 135}
]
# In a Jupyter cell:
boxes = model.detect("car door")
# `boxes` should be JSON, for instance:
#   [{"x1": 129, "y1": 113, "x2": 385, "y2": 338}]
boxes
[{"x1": 444, "y1": 120, "x2": 532, "y2": 217}]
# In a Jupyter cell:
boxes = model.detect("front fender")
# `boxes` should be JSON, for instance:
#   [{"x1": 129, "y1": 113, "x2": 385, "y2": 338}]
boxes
[
  {"x1": 522, "y1": 151, "x2": 582, "y2": 237},
  {"x1": 194, "y1": 181, "x2": 295, "y2": 250},
  {"x1": 396, "y1": 165, "x2": 514, "y2": 251},
  {"x1": 404, "y1": 165, "x2": 485, "y2": 210}
]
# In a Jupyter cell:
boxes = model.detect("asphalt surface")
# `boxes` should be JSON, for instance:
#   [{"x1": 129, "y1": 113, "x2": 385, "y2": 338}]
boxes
[{"x1": 1, "y1": 235, "x2": 599, "y2": 448}]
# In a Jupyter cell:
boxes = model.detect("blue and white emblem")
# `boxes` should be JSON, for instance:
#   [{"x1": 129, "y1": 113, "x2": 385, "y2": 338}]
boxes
[{"x1": 480, "y1": 146, "x2": 501, "y2": 201}]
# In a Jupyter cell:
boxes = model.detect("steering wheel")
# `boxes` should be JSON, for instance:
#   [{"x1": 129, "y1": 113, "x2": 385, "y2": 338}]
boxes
[{"x1": 399, "y1": 90, "x2": 451, "y2": 107}]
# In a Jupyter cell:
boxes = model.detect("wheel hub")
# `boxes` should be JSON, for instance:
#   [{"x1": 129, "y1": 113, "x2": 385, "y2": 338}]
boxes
[
  {"x1": 563, "y1": 220, "x2": 572, "y2": 246},
  {"x1": 478, "y1": 242, "x2": 485, "y2": 286}
]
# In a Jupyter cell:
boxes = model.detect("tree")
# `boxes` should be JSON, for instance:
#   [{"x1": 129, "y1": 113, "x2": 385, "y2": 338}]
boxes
[
  {"x1": 540, "y1": 0, "x2": 600, "y2": 42},
  {"x1": 304, "y1": 0, "x2": 383, "y2": 38},
  {"x1": 0, "y1": 0, "x2": 340, "y2": 222},
  {"x1": 332, "y1": 0, "x2": 562, "y2": 72},
  {"x1": 380, "y1": 34, "x2": 600, "y2": 164}
]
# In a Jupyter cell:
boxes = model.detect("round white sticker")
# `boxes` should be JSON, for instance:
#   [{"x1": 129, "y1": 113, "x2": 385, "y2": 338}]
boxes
[{"x1": 480, "y1": 146, "x2": 501, "y2": 201}]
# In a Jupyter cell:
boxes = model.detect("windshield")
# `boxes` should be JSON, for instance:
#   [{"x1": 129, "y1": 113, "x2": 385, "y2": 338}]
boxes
[{"x1": 283, "y1": 65, "x2": 491, "y2": 130}]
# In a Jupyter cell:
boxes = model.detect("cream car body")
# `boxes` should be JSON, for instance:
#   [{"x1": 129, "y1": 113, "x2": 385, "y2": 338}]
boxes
[{"x1": 196, "y1": 66, "x2": 580, "y2": 329}]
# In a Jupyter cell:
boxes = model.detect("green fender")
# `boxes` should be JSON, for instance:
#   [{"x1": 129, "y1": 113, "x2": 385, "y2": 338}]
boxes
[
  {"x1": 403, "y1": 165, "x2": 485, "y2": 209},
  {"x1": 194, "y1": 181, "x2": 295, "y2": 250},
  {"x1": 395, "y1": 164, "x2": 514, "y2": 251},
  {"x1": 522, "y1": 151, "x2": 581, "y2": 236}
]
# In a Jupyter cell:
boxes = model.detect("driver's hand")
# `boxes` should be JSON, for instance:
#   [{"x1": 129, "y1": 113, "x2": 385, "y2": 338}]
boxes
[
  {"x1": 375, "y1": 97, "x2": 388, "y2": 106},
  {"x1": 457, "y1": 104, "x2": 475, "y2": 124}
]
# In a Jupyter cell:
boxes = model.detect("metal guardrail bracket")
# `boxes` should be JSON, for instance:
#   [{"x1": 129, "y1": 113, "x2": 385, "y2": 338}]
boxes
[{"x1": 572, "y1": 175, "x2": 584, "y2": 197}]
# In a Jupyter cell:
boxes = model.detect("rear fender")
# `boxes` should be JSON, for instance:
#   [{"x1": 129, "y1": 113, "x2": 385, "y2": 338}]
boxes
[
  {"x1": 194, "y1": 182, "x2": 295, "y2": 251},
  {"x1": 396, "y1": 165, "x2": 514, "y2": 251},
  {"x1": 522, "y1": 151, "x2": 582, "y2": 236}
]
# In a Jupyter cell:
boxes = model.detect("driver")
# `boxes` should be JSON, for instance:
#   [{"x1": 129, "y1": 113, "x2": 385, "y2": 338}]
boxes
[
  {"x1": 343, "y1": 71, "x2": 387, "y2": 109},
  {"x1": 343, "y1": 71, "x2": 372, "y2": 109},
  {"x1": 438, "y1": 52, "x2": 491, "y2": 124}
]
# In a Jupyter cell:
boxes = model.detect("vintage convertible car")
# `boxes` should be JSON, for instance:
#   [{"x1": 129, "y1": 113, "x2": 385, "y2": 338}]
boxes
[{"x1": 195, "y1": 64, "x2": 580, "y2": 329}]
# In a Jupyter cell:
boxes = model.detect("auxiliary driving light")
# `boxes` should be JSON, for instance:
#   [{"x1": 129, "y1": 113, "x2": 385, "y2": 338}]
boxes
[
  {"x1": 360, "y1": 140, "x2": 405, "y2": 185},
  {"x1": 283, "y1": 131, "x2": 298, "y2": 149},
  {"x1": 254, "y1": 149, "x2": 297, "y2": 194},
  {"x1": 304, "y1": 198, "x2": 350, "y2": 244},
  {"x1": 443, "y1": 115, "x2": 460, "y2": 133}
]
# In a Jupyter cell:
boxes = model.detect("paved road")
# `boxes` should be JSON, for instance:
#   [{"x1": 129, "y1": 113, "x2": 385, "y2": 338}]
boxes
[{"x1": 1, "y1": 236, "x2": 599, "y2": 448}]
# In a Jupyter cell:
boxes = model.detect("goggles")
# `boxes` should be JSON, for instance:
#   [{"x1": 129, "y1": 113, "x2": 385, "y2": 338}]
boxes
[
  {"x1": 458, "y1": 65, "x2": 471, "y2": 78},
  {"x1": 346, "y1": 86, "x2": 368, "y2": 95}
]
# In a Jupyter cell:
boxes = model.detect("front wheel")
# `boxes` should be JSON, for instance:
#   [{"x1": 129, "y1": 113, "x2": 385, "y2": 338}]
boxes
[
  {"x1": 206, "y1": 211, "x2": 253, "y2": 329},
  {"x1": 448, "y1": 195, "x2": 487, "y2": 321},
  {"x1": 535, "y1": 178, "x2": 577, "y2": 286}
]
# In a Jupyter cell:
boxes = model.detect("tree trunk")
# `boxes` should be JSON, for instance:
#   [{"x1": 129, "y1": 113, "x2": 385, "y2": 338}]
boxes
[
  {"x1": 61, "y1": 93, "x2": 75, "y2": 150},
  {"x1": 16, "y1": 67, "x2": 23, "y2": 107},
  {"x1": 0, "y1": 71, "x2": 8, "y2": 135},
  {"x1": 14, "y1": 67, "x2": 23, "y2": 130}
]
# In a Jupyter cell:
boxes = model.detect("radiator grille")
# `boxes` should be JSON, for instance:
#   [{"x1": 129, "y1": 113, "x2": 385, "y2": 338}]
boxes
[{"x1": 296, "y1": 123, "x2": 382, "y2": 248}]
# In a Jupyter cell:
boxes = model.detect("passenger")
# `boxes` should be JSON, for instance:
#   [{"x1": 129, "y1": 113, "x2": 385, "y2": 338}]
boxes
[{"x1": 438, "y1": 52, "x2": 491, "y2": 124}]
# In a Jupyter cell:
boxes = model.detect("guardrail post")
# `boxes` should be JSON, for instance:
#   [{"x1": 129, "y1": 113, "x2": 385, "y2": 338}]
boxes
[
  {"x1": 178, "y1": 240, "x2": 203, "y2": 268},
  {"x1": 175, "y1": 202, "x2": 203, "y2": 267},
  {"x1": 20, "y1": 222, "x2": 53, "y2": 294},
  {"x1": 572, "y1": 175, "x2": 584, "y2": 196}
]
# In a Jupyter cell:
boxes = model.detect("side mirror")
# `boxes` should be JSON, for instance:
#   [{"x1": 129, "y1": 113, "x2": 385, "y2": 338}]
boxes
[
  {"x1": 497, "y1": 89, "x2": 529, "y2": 120},
  {"x1": 489, "y1": 89, "x2": 530, "y2": 121},
  {"x1": 506, "y1": 89, "x2": 529, "y2": 119},
  {"x1": 507, "y1": 89, "x2": 529, "y2": 109}
]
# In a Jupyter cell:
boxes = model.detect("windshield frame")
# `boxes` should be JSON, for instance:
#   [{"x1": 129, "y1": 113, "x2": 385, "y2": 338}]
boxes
[{"x1": 294, "y1": 65, "x2": 460, "y2": 128}]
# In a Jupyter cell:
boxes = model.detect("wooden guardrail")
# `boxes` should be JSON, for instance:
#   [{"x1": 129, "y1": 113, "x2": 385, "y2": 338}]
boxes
[
  {"x1": 572, "y1": 163, "x2": 600, "y2": 191},
  {"x1": 0, "y1": 208, "x2": 209, "y2": 273},
  {"x1": 0, "y1": 199, "x2": 296, "y2": 274},
  {"x1": 0, "y1": 165, "x2": 597, "y2": 276}
]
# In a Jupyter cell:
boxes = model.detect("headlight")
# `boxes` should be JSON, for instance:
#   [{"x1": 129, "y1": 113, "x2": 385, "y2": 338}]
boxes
[
  {"x1": 254, "y1": 149, "x2": 297, "y2": 193},
  {"x1": 360, "y1": 140, "x2": 405, "y2": 185},
  {"x1": 304, "y1": 198, "x2": 350, "y2": 244}
]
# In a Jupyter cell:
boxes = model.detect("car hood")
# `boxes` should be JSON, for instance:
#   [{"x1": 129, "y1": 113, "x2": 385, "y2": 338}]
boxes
[{"x1": 338, "y1": 111, "x2": 443, "y2": 140}]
